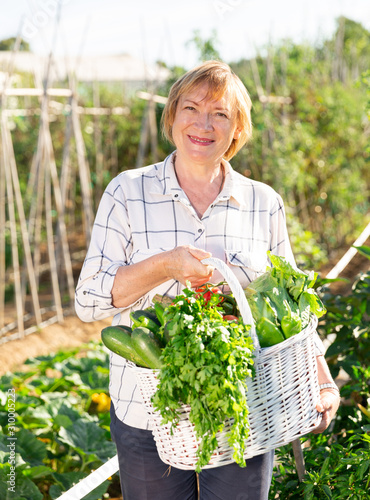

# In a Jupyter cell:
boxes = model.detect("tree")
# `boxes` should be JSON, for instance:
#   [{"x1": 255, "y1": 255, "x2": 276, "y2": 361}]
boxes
[
  {"x1": 0, "y1": 37, "x2": 30, "y2": 51},
  {"x1": 319, "y1": 17, "x2": 370, "y2": 81},
  {"x1": 229, "y1": 26, "x2": 369, "y2": 265},
  {"x1": 186, "y1": 29, "x2": 221, "y2": 62}
]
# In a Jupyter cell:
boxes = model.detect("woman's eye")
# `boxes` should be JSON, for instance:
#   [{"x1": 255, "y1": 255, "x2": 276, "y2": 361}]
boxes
[
  {"x1": 185, "y1": 106, "x2": 196, "y2": 111},
  {"x1": 216, "y1": 112, "x2": 228, "y2": 118}
]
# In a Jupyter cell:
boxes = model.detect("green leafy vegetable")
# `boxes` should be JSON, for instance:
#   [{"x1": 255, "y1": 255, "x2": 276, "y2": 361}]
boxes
[
  {"x1": 245, "y1": 251, "x2": 326, "y2": 347},
  {"x1": 152, "y1": 286, "x2": 255, "y2": 472}
]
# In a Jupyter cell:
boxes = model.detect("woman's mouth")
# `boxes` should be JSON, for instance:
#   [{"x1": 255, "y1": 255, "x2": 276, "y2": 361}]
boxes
[{"x1": 188, "y1": 135, "x2": 214, "y2": 145}]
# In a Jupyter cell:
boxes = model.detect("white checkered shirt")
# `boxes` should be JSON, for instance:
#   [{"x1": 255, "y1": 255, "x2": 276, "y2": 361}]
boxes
[{"x1": 75, "y1": 151, "x2": 323, "y2": 429}]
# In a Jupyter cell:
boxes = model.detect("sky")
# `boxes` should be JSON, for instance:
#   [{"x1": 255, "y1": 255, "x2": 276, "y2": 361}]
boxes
[{"x1": 2, "y1": 0, "x2": 369, "y2": 69}]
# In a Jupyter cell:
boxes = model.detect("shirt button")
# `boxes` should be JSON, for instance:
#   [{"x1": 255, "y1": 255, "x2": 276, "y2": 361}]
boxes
[
  {"x1": 174, "y1": 194, "x2": 178, "y2": 198},
  {"x1": 198, "y1": 229, "x2": 202, "y2": 233}
]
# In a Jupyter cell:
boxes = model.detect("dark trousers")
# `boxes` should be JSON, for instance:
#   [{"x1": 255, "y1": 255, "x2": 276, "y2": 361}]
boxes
[{"x1": 110, "y1": 404, "x2": 274, "y2": 500}]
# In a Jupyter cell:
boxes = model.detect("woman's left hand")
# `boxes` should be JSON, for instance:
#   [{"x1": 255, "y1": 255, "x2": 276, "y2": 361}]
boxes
[{"x1": 313, "y1": 389, "x2": 340, "y2": 434}]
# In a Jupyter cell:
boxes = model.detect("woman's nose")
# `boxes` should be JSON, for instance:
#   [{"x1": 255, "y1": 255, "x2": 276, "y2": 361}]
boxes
[{"x1": 195, "y1": 113, "x2": 213, "y2": 131}]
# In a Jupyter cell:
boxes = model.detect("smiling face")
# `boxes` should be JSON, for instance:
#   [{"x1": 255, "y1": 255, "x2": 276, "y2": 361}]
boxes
[{"x1": 170, "y1": 84, "x2": 241, "y2": 168}]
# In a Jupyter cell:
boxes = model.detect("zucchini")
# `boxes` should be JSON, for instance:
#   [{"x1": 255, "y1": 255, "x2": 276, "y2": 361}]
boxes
[
  {"x1": 130, "y1": 309, "x2": 161, "y2": 334},
  {"x1": 131, "y1": 327, "x2": 164, "y2": 369},
  {"x1": 101, "y1": 325, "x2": 149, "y2": 368}
]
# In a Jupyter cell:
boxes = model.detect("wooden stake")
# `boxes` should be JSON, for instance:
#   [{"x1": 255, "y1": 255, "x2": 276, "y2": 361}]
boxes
[
  {"x1": 4, "y1": 115, "x2": 42, "y2": 326},
  {"x1": 292, "y1": 439, "x2": 306, "y2": 482},
  {"x1": 0, "y1": 126, "x2": 5, "y2": 328},
  {"x1": 44, "y1": 152, "x2": 64, "y2": 324},
  {"x1": 148, "y1": 96, "x2": 158, "y2": 164},
  {"x1": 136, "y1": 101, "x2": 150, "y2": 168},
  {"x1": 93, "y1": 80, "x2": 104, "y2": 202},
  {"x1": 70, "y1": 77, "x2": 94, "y2": 246},
  {"x1": 33, "y1": 155, "x2": 45, "y2": 290},
  {"x1": 1, "y1": 115, "x2": 24, "y2": 336},
  {"x1": 41, "y1": 98, "x2": 75, "y2": 303}
]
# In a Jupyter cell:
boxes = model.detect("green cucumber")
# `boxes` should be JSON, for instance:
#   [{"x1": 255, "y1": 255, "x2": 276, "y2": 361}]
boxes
[
  {"x1": 131, "y1": 327, "x2": 164, "y2": 369},
  {"x1": 101, "y1": 325, "x2": 149, "y2": 367}
]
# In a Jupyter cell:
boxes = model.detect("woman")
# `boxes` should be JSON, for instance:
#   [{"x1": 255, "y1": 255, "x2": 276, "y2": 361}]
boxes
[{"x1": 75, "y1": 60, "x2": 340, "y2": 500}]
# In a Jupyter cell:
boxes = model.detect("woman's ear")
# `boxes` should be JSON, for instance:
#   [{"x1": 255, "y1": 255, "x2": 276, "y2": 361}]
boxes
[{"x1": 233, "y1": 127, "x2": 242, "y2": 140}]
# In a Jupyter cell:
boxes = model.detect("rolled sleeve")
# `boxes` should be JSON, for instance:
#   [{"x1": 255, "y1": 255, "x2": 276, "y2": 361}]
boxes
[
  {"x1": 75, "y1": 176, "x2": 145, "y2": 322},
  {"x1": 75, "y1": 262, "x2": 123, "y2": 321}
]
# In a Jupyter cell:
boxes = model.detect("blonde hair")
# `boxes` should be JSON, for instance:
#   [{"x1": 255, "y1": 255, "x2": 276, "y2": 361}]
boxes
[{"x1": 161, "y1": 60, "x2": 252, "y2": 161}]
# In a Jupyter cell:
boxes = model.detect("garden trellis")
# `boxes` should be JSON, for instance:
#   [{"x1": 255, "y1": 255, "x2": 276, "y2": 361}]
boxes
[{"x1": 0, "y1": 59, "x2": 130, "y2": 343}]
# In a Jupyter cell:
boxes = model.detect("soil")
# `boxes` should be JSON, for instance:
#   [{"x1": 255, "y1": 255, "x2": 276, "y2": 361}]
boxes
[{"x1": 0, "y1": 315, "x2": 111, "y2": 376}]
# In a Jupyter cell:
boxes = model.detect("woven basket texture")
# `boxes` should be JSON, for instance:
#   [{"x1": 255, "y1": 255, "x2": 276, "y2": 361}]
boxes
[{"x1": 132, "y1": 257, "x2": 322, "y2": 470}]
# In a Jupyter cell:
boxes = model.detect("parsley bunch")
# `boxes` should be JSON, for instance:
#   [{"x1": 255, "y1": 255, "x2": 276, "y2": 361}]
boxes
[{"x1": 152, "y1": 286, "x2": 255, "y2": 471}]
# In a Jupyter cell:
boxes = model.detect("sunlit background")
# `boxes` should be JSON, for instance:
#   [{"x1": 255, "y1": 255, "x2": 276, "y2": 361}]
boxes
[{"x1": 3, "y1": 0, "x2": 369, "y2": 67}]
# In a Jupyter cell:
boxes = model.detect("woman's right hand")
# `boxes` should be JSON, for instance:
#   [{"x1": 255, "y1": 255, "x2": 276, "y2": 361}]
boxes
[
  {"x1": 164, "y1": 245, "x2": 214, "y2": 288},
  {"x1": 112, "y1": 245, "x2": 214, "y2": 309}
]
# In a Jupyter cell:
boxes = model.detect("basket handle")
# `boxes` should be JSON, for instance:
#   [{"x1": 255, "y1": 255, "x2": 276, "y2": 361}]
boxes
[{"x1": 201, "y1": 257, "x2": 260, "y2": 350}]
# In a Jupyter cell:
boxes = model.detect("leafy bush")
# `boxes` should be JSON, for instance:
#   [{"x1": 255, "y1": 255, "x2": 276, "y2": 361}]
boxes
[
  {"x1": 269, "y1": 246, "x2": 370, "y2": 499},
  {"x1": 0, "y1": 343, "x2": 119, "y2": 500}
]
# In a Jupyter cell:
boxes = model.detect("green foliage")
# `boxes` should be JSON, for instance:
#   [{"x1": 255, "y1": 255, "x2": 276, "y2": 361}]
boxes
[
  {"x1": 152, "y1": 286, "x2": 255, "y2": 471},
  {"x1": 269, "y1": 247, "x2": 370, "y2": 499},
  {"x1": 186, "y1": 29, "x2": 221, "y2": 62},
  {"x1": 285, "y1": 208, "x2": 328, "y2": 269},
  {"x1": 270, "y1": 430, "x2": 370, "y2": 499},
  {"x1": 230, "y1": 18, "x2": 370, "y2": 257},
  {"x1": 0, "y1": 37, "x2": 30, "y2": 51},
  {"x1": 317, "y1": 253, "x2": 370, "y2": 380},
  {"x1": 0, "y1": 343, "x2": 120, "y2": 499}
]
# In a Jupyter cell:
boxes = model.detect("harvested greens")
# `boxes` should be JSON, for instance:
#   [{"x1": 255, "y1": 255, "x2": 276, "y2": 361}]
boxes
[
  {"x1": 151, "y1": 286, "x2": 255, "y2": 472},
  {"x1": 245, "y1": 252, "x2": 326, "y2": 347}
]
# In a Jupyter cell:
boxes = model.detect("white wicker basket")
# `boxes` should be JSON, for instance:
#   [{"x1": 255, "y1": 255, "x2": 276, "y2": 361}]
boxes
[{"x1": 131, "y1": 257, "x2": 322, "y2": 470}]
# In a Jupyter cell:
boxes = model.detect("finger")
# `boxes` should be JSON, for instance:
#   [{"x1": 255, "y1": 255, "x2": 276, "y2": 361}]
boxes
[
  {"x1": 190, "y1": 256, "x2": 214, "y2": 279},
  {"x1": 312, "y1": 411, "x2": 330, "y2": 434},
  {"x1": 201, "y1": 264, "x2": 214, "y2": 278},
  {"x1": 187, "y1": 247, "x2": 212, "y2": 261},
  {"x1": 316, "y1": 394, "x2": 337, "y2": 413}
]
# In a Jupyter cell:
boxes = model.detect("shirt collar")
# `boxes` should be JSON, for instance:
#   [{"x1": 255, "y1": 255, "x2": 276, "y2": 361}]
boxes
[
  {"x1": 148, "y1": 151, "x2": 181, "y2": 197},
  {"x1": 151, "y1": 151, "x2": 245, "y2": 206},
  {"x1": 218, "y1": 158, "x2": 246, "y2": 206}
]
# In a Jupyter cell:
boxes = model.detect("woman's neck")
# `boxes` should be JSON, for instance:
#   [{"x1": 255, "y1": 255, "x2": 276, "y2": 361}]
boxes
[
  {"x1": 172, "y1": 153, "x2": 225, "y2": 218},
  {"x1": 173, "y1": 153, "x2": 224, "y2": 191}
]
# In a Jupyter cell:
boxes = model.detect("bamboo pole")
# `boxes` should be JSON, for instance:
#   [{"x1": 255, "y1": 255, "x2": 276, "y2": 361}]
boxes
[
  {"x1": 3, "y1": 115, "x2": 42, "y2": 326},
  {"x1": 136, "y1": 101, "x2": 150, "y2": 168},
  {"x1": 0, "y1": 126, "x2": 5, "y2": 328},
  {"x1": 35, "y1": 41, "x2": 75, "y2": 305},
  {"x1": 70, "y1": 77, "x2": 94, "y2": 246},
  {"x1": 41, "y1": 100, "x2": 75, "y2": 303},
  {"x1": 60, "y1": 98, "x2": 73, "y2": 205},
  {"x1": 93, "y1": 80, "x2": 104, "y2": 202},
  {"x1": 0, "y1": 24, "x2": 25, "y2": 335},
  {"x1": 33, "y1": 155, "x2": 45, "y2": 290},
  {"x1": 44, "y1": 153, "x2": 64, "y2": 323},
  {"x1": 292, "y1": 439, "x2": 306, "y2": 482},
  {"x1": 1, "y1": 115, "x2": 24, "y2": 336},
  {"x1": 107, "y1": 120, "x2": 118, "y2": 179},
  {"x1": 148, "y1": 95, "x2": 158, "y2": 164}
]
